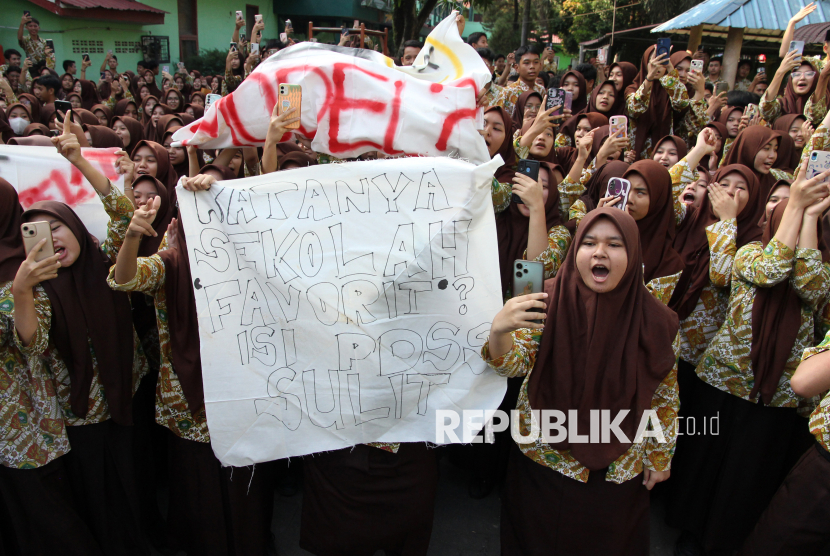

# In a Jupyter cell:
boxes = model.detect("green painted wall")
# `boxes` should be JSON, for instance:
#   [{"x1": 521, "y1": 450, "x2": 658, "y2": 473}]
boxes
[{"x1": 0, "y1": 0, "x2": 278, "y2": 76}]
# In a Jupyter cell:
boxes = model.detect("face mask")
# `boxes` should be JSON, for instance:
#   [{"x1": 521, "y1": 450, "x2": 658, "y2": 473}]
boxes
[{"x1": 9, "y1": 117, "x2": 29, "y2": 135}]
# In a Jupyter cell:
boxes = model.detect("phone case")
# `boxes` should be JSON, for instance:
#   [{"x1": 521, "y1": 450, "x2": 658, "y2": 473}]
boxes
[
  {"x1": 162, "y1": 66, "x2": 169, "y2": 74},
  {"x1": 609, "y1": 116, "x2": 627, "y2": 139},
  {"x1": 205, "y1": 93, "x2": 222, "y2": 110},
  {"x1": 656, "y1": 38, "x2": 671, "y2": 64},
  {"x1": 512, "y1": 261, "x2": 545, "y2": 320},
  {"x1": 715, "y1": 82, "x2": 729, "y2": 96},
  {"x1": 807, "y1": 151, "x2": 830, "y2": 184},
  {"x1": 251, "y1": 43, "x2": 259, "y2": 55},
  {"x1": 546, "y1": 88, "x2": 566, "y2": 114},
  {"x1": 790, "y1": 41, "x2": 805, "y2": 61},
  {"x1": 512, "y1": 160, "x2": 540, "y2": 204},
  {"x1": 279, "y1": 84, "x2": 302, "y2": 129},
  {"x1": 746, "y1": 104, "x2": 759, "y2": 119},
  {"x1": 563, "y1": 91, "x2": 573, "y2": 111},
  {"x1": 690, "y1": 60, "x2": 704, "y2": 73},
  {"x1": 21, "y1": 222, "x2": 56, "y2": 263},
  {"x1": 606, "y1": 177, "x2": 631, "y2": 209}
]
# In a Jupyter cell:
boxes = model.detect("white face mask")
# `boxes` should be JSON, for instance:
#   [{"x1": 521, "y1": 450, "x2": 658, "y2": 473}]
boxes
[{"x1": 9, "y1": 117, "x2": 29, "y2": 135}]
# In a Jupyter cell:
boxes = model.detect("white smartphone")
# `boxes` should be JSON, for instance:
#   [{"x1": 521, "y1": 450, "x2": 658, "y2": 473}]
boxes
[
  {"x1": 690, "y1": 59, "x2": 704, "y2": 73},
  {"x1": 807, "y1": 150, "x2": 830, "y2": 185},
  {"x1": 236, "y1": 10, "x2": 243, "y2": 21},
  {"x1": 205, "y1": 93, "x2": 222, "y2": 110},
  {"x1": 789, "y1": 40, "x2": 805, "y2": 62},
  {"x1": 606, "y1": 177, "x2": 632, "y2": 209},
  {"x1": 250, "y1": 42, "x2": 259, "y2": 55}
]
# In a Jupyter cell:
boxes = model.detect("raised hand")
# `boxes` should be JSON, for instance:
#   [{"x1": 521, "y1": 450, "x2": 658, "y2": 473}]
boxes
[
  {"x1": 127, "y1": 195, "x2": 161, "y2": 238},
  {"x1": 511, "y1": 172, "x2": 544, "y2": 212},
  {"x1": 266, "y1": 104, "x2": 300, "y2": 143},
  {"x1": 707, "y1": 183, "x2": 739, "y2": 221},
  {"x1": 13, "y1": 239, "x2": 61, "y2": 292},
  {"x1": 491, "y1": 292, "x2": 548, "y2": 334},
  {"x1": 52, "y1": 111, "x2": 82, "y2": 164},
  {"x1": 182, "y1": 174, "x2": 217, "y2": 192}
]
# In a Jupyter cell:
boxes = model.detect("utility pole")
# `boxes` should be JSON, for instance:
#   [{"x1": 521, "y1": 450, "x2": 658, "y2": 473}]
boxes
[
  {"x1": 610, "y1": 0, "x2": 617, "y2": 47},
  {"x1": 520, "y1": 0, "x2": 531, "y2": 45}
]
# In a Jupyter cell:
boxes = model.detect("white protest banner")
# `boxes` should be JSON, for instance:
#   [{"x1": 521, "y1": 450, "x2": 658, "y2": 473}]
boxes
[
  {"x1": 172, "y1": 11, "x2": 491, "y2": 164},
  {"x1": 177, "y1": 156, "x2": 506, "y2": 465},
  {"x1": 0, "y1": 145, "x2": 124, "y2": 240}
]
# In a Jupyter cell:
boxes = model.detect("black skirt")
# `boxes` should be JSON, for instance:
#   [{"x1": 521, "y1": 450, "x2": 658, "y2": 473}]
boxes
[
  {"x1": 0, "y1": 457, "x2": 103, "y2": 556},
  {"x1": 64, "y1": 420, "x2": 149, "y2": 555},
  {"x1": 501, "y1": 443, "x2": 650, "y2": 556},
  {"x1": 300, "y1": 443, "x2": 438, "y2": 556},
  {"x1": 739, "y1": 442, "x2": 830, "y2": 556},
  {"x1": 664, "y1": 370, "x2": 814, "y2": 552},
  {"x1": 165, "y1": 430, "x2": 276, "y2": 556}
]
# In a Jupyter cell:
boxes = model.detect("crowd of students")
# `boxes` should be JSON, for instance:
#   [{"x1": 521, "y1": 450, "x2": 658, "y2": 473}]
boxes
[{"x1": 2, "y1": 4, "x2": 830, "y2": 556}]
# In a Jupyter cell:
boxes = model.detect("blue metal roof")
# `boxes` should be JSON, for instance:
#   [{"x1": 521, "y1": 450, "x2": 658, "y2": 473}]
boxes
[{"x1": 653, "y1": 0, "x2": 830, "y2": 33}]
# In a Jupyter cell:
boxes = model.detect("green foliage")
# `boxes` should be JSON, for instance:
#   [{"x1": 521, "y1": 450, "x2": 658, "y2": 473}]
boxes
[{"x1": 182, "y1": 49, "x2": 228, "y2": 77}]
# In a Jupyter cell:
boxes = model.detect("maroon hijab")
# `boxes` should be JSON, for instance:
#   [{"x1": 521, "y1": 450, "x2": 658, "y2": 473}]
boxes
[
  {"x1": 624, "y1": 160, "x2": 685, "y2": 283},
  {"x1": 653, "y1": 135, "x2": 688, "y2": 161},
  {"x1": 722, "y1": 126, "x2": 784, "y2": 197},
  {"x1": 772, "y1": 114, "x2": 805, "y2": 172},
  {"x1": 528, "y1": 208, "x2": 679, "y2": 470},
  {"x1": 278, "y1": 151, "x2": 318, "y2": 170},
  {"x1": 131, "y1": 140, "x2": 178, "y2": 194},
  {"x1": 91, "y1": 103, "x2": 114, "y2": 127},
  {"x1": 77, "y1": 80, "x2": 101, "y2": 110},
  {"x1": 114, "y1": 98, "x2": 138, "y2": 119},
  {"x1": 112, "y1": 115, "x2": 144, "y2": 156},
  {"x1": 669, "y1": 164, "x2": 763, "y2": 319},
  {"x1": 585, "y1": 80, "x2": 624, "y2": 117},
  {"x1": 750, "y1": 198, "x2": 830, "y2": 404},
  {"x1": 496, "y1": 163, "x2": 565, "y2": 298},
  {"x1": 560, "y1": 70, "x2": 588, "y2": 115},
  {"x1": 134, "y1": 176, "x2": 174, "y2": 258},
  {"x1": 512, "y1": 90, "x2": 543, "y2": 130},
  {"x1": 0, "y1": 179, "x2": 25, "y2": 282},
  {"x1": 559, "y1": 112, "x2": 608, "y2": 148},
  {"x1": 22, "y1": 201, "x2": 135, "y2": 425},
  {"x1": 158, "y1": 216, "x2": 203, "y2": 412},
  {"x1": 781, "y1": 59, "x2": 819, "y2": 116},
  {"x1": 625, "y1": 45, "x2": 676, "y2": 159},
  {"x1": 85, "y1": 125, "x2": 123, "y2": 148}
]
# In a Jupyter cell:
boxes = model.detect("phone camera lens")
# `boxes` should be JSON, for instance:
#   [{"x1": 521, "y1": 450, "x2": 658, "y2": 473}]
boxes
[
  {"x1": 515, "y1": 272, "x2": 522, "y2": 278},
  {"x1": 523, "y1": 269, "x2": 528, "y2": 274},
  {"x1": 516, "y1": 263, "x2": 523, "y2": 269}
]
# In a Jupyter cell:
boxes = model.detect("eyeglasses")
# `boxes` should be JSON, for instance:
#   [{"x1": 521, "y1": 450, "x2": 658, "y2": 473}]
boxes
[{"x1": 792, "y1": 71, "x2": 816, "y2": 79}]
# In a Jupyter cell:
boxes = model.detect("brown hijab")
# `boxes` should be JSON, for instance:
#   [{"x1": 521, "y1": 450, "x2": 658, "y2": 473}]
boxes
[
  {"x1": 40, "y1": 103, "x2": 56, "y2": 128},
  {"x1": 717, "y1": 106, "x2": 744, "y2": 136},
  {"x1": 781, "y1": 59, "x2": 819, "y2": 116},
  {"x1": 607, "y1": 61, "x2": 638, "y2": 96},
  {"x1": 485, "y1": 106, "x2": 517, "y2": 183},
  {"x1": 496, "y1": 163, "x2": 564, "y2": 298},
  {"x1": 585, "y1": 80, "x2": 624, "y2": 117},
  {"x1": 71, "y1": 108, "x2": 99, "y2": 127},
  {"x1": 131, "y1": 140, "x2": 178, "y2": 194},
  {"x1": 0, "y1": 179, "x2": 25, "y2": 282},
  {"x1": 114, "y1": 98, "x2": 138, "y2": 119},
  {"x1": 158, "y1": 216, "x2": 204, "y2": 413},
  {"x1": 78, "y1": 80, "x2": 101, "y2": 110},
  {"x1": 154, "y1": 113, "x2": 184, "y2": 144},
  {"x1": 23, "y1": 122, "x2": 51, "y2": 136},
  {"x1": 559, "y1": 112, "x2": 608, "y2": 148},
  {"x1": 772, "y1": 114, "x2": 805, "y2": 172},
  {"x1": 134, "y1": 176, "x2": 174, "y2": 258},
  {"x1": 163, "y1": 126, "x2": 193, "y2": 181},
  {"x1": 112, "y1": 115, "x2": 144, "y2": 156},
  {"x1": 512, "y1": 90, "x2": 543, "y2": 130},
  {"x1": 85, "y1": 125, "x2": 123, "y2": 148},
  {"x1": 18, "y1": 93, "x2": 42, "y2": 125},
  {"x1": 625, "y1": 45, "x2": 677, "y2": 160},
  {"x1": 653, "y1": 135, "x2": 688, "y2": 161},
  {"x1": 163, "y1": 89, "x2": 185, "y2": 112},
  {"x1": 623, "y1": 160, "x2": 685, "y2": 283},
  {"x1": 750, "y1": 198, "x2": 830, "y2": 404},
  {"x1": 199, "y1": 164, "x2": 239, "y2": 182},
  {"x1": 528, "y1": 208, "x2": 679, "y2": 470},
  {"x1": 722, "y1": 126, "x2": 784, "y2": 197},
  {"x1": 589, "y1": 125, "x2": 613, "y2": 160},
  {"x1": 576, "y1": 160, "x2": 630, "y2": 214},
  {"x1": 22, "y1": 201, "x2": 135, "y2": 425},
  {"x1": 91, "y1": 103, "x2": 114, "y2": 127},
  {"x1": 705, "y1": 121, "x2": 729, "y2": 165},
  {"x1": 278, "y1": 151, "x2": 318, "y2": 170},
  {"x1": 669, "y1": 164, "x2": 763, "y2": 320},
  {"x1": 560, "y1": 70, "x2": 588, "y2": 115},
  {"x1": 0, "y1": 107, "x2": 13, "y2": 144}
]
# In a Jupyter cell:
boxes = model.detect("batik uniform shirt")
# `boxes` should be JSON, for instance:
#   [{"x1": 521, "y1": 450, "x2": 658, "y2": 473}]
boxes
[
  {"x1": 542, "y1": 60, "x2": 558, "y2": 74},
  {"x1": 675, "y1": 98, "x2": 710, "y2": 151},
  {"x1": 770, "y1": 168, "x2": 794, "y2": 181},
  {"x1": 802, "y1": 55, "x2": 828, "y2": 126},
  {"x1": 795, "y1": 121, "x2": 830, "y2": 180},
  {"x1": 482, "y1": 330, "x2": 679, "y2": 484},
  {"x1": 0, "y1": 283, "x2": 69, "y2": 468},
  {"x1": 222, "y1": 68, "x2": 243, "y2": 95},
  {"x1": 801, "y1": 328, "x2": 830, "y2": 452},
  {"x1": 625, "y1": 69, "x2": 690, "y2": 159},
  {"x1": 107, "y1": 256, "x2": 210, "y2": 443},
  {"x1": 719, "y1": 137, "x2": 736, "y2": 167},
  {"x1": 524, "y1": 227, "x2": 572, "y2": 282},
  {"x1": 20, "y1": 36, "x2": 55, "y2": 69},
  {"x1": 696, "y1": 239, "x2": 829, "y2": 413},
  {"x1": 733, "y1": 78, "x2": 753, "y2": 92},
  {"x1": 23, "y1": 186, "x2": 147, "y2": 426},
  {"x1": 485, "y1": 80, "x2": 546, "y2": 117},
  {"x1": 554, "y1": 132, "x2": 572, "y2": 148}
]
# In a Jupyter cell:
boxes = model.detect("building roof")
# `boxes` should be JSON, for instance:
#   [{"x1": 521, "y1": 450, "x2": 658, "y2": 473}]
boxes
[
  {"x1": 25, "y1": 0, "x2": 166, "y2": 23},
  {"x1": 580, "y1": 24, "x2": 659, "y2": 47},
  {"x1": 653, "y1": 0, "x2": 830, "y2": 33},
  {"x1": 794, "y1": 21, "x2": 830, "y2": 43}
]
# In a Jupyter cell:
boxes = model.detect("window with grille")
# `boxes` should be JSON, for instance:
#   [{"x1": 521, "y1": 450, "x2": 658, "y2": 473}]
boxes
[
  {"x1": 140, "y1": 36, "x2": 170, "y2": 63},
  {"x1": 71, "y1": 40, "x2": 104, "y2": 54},
  {"x1": 114, "y1": 41, "x2": 142, "y2": 55}
]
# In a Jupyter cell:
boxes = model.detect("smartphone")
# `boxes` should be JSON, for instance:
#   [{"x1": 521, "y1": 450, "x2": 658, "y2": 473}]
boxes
[
  {"x1": 607, "y1": 177, "x2": 632, "y2": 209},
  {"x1": 205, "y1": 93, "x2": 222, "y2": 110},
  {"x1": 50, "y1": 129, "x2": 59, "y2": 137},
  {"x1": 546, "y1": 87, "x2": 566, "y2": 114},
  {"x1": 546, "y1": 42, "x2": 554, "y2": 50},
  {"x1": 789, "y1": 40, "x2": 805, "y2": 62},
  {"x1": 278, "y1": 84, "x2": 302, "y2": 129},
  {"x1": 177, "y1": 62, "x2": 185, "y2": 71},
  {"x1": 697, "y1": 44, "x2": 704, "y2": 52},
  {"x1": 229, "y1": 42, "x2": 237, "y2": 52},
  {"x1": 758, "y1": 67, "x2": 766, "y2": 76},
  {"x1": 45, "y1": 39, "x2": 55, "y2": 51},
  {"x1": 21, "y1": 222, "x2": 56, "y2": 263},
  {"x1": 656, "y1": 38, "x2": 671, "y2": 65},
  {"x1": 807, "y1": 151, "x2": 830, "y2": 185},
  {"x1": 54, "y1": 99, "x2": 72, "y2": 122},
  {"x1": 162, "y1": 65, "x2": 170, "y2": 74},
  {"x1": 512, "y1": 260, "x2": 545, "y2": 322},
  {"x1": 512, "y1": 159, "x2": 540, "y2": 204},
  {"x1": 690, "y1": 59, "x2": 704, "y2": 73},
  {"x1": 745, "y1": 103, "x2": 759, "y2": 120},
  {"x1": 82, "y1": 53, "x2": 90, "y2": 62},
  {"x1": 258, "y1": 14, "x2": 264, "y2": 23},
  {"x1": 563, "y1": 91, "x2": 573, "y2": 111},
  {"x1": 609, "y1": 115, "x2": 627, "y2": 139},
  {"x1": 341, "y1": 27, "x2": 350, "y2": 36},
  {"x1": 715, "y1": 82, "x2": 729, "y2": 96},
  {"x1": 353, "y1": 19, "x2": 359, "y2": 28},
  {"x1": 250, "y1": 42, "x2": 259, "y2": 55},
  {"x1": 598, "y1": 47, "x2": 608, "y2": 65},
  {"x1": 100, "y1": 72, "x2": 106, "y2": 80},
  {"x1": 23, "y1": 10, "x2": 31, "y2": 17},
  {"x1": 280, "y1": 32, "x2": 288, "y2": 43},
  {"x1": 236, "y1": 10, "x2": 243, "y2": 21},
  {"x1": 107, "y1": 49, "x2": 113, "y2": 55},
  {"x1": 239, "y1": 33, "x2": 246, "y2": 43}
]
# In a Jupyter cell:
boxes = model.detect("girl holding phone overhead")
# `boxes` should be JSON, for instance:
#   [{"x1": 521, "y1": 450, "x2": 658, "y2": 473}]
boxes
[
  {"x1": 11, "y1": 113, "x2": 150, "y2": 555},
  {"x1": 483, "y1": 208, "x2": 679, "y2": 556}
]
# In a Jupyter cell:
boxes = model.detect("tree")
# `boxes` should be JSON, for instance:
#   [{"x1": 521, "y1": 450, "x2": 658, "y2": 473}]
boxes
[{"x1": 391, "y1": 0, "x2": 441, "y2": 52}]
